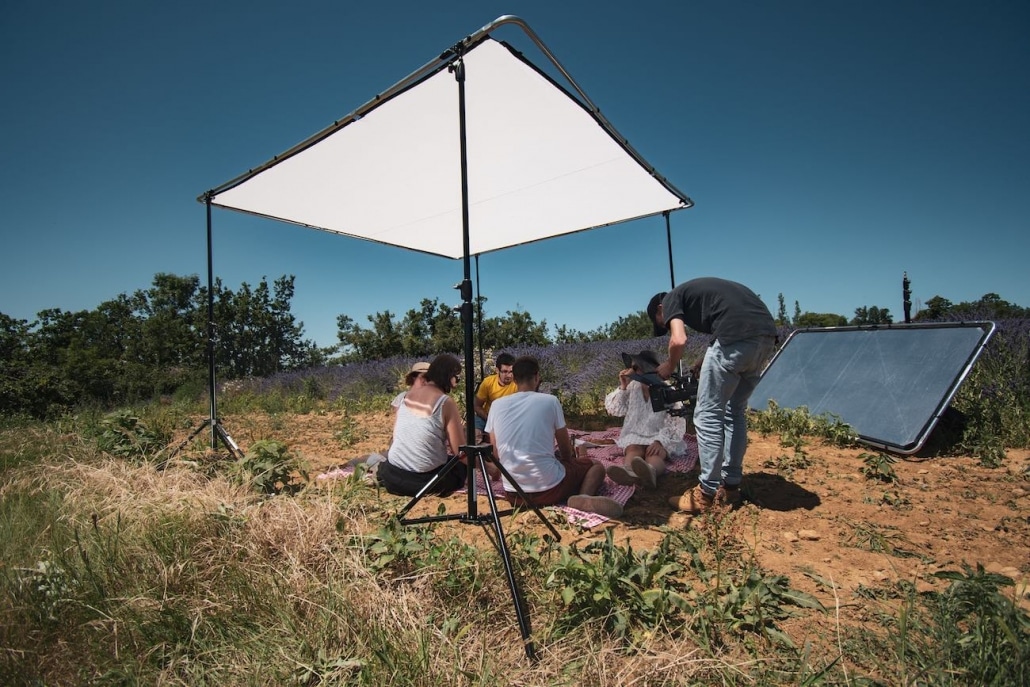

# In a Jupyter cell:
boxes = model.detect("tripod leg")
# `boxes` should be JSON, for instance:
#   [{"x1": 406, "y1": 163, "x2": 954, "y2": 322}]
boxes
[
  {"x1": 489, "y1": 456, "x2": 563, "y2": 542},
  {"x1": 214, "y1": 422, "x2": 245, "y2": 460},
  {"x1": 476, "y1": 452, "x2": 537, "y2": 662},
  {"x1": 396, "y1": 454, "x2": 464, "y2": 521},
  {"x1": 168, "y1": 418, "x2": 211, "y2": 459}
]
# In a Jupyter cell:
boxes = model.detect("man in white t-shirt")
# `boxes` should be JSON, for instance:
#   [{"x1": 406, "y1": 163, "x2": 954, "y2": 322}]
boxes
[{"x1": 486, "y1": 356, "x2": 622, "y2": 518}]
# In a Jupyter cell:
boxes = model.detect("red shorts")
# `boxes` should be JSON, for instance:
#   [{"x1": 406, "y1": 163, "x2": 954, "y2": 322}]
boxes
[{"x1": 505, "y1": 456, "x2": 594, "y2": 507}]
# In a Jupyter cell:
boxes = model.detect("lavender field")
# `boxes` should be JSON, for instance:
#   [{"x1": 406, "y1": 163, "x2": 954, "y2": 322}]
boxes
[{"x1": 224, "y1": 319, "x2": 1030, "y2": 455}]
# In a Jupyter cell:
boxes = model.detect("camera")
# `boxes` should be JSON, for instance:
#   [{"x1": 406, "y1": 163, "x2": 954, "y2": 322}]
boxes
[{"x1": 629, "y1": 370, "x2": 699, "y2": 417}]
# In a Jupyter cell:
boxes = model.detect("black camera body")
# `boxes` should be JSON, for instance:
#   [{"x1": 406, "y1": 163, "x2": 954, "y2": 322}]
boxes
[{"x1": 629, "y1": 370, "x2": 699, "y2": 417}]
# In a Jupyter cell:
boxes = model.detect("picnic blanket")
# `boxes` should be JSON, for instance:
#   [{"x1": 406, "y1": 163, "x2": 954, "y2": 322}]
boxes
[{"x1": 317, "y1": 427, "x2": 699, "y2": 528}]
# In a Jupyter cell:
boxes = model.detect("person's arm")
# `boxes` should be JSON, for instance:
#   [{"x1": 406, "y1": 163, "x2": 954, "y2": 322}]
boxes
[
  {"x1": 441, "y1": 397, "x2": 467, "y2": 457},
  {"x1": 473, "y1": 395, "x2": 488, "y2": 420},
  {"x1": 604, "y1": 371, "x2": 632, "y2": 417},
  {"x1": 473, "y1": 379, "x2": 489, "y2": 420},
  {"x1": 555, "y1": 426, "x2": 575, "y2": 462},
  {"x1": 658, "y1": 318, "x2": 688, "y2": 379}
]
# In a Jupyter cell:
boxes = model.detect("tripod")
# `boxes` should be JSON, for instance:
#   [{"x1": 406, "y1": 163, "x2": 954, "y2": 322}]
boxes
[
  {"x1": 170, "y1": 416, "x2": 244, "y2": 461},
  {"x1": 167, "y1": 192, "x2": 245, "y2": 465},
  {"x1": 395, "y1": 442, "x2": 561, "y2": 661},
  {"x1": 393, "y1": 45, "x2": 568, "y2": 662}
]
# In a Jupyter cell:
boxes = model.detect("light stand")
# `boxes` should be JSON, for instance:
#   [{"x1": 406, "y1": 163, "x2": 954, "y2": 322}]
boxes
[
  {"x1": 170, "y1": 194, "x2": 243, "y2": 461},
  {"x1": 390, "y1": 46, "x2": 561, "y2": 662},
  {"x1": 664, "y1": 210, "x2": 676, "y2": 289}
]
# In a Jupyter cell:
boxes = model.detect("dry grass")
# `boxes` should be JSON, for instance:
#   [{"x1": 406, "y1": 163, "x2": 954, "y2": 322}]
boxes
[
  {"x1": 0, "y1": 446, "x2": 774, "y2": 685},
  {"x1": 3, "y1": 417, "x2": 1027, "y2": 685}
]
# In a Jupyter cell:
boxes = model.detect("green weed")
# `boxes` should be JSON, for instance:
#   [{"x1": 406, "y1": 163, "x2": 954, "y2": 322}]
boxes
[
  {"x1": 859, "y1": 451, "x2": 898, "y2": 483},
  {"x1": 233, "y1": 439, "x2": 309, "y2": 495},
  {"x1": 543, "y1": 527, "x2": 691, "y2": 643},
  {"x1": 93, "y1": 409, "x2": 169, "y2": 462},
  {"x1": 851, "y1": 564, "x2": 1030, "y2": 685},
  {"x1": 334, "y1": 409, "x2": 368, "y2": 448}
]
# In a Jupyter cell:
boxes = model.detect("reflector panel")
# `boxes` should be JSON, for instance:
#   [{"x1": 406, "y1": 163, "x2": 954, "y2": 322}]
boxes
[{"x1": 748, "y1": 322, "x2": 995, "y2": 453}]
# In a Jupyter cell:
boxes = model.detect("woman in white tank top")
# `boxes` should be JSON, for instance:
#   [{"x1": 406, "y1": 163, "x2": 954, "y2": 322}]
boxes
[{"x1": 377, "y1": 354, "x2": 468, "y2": 496}]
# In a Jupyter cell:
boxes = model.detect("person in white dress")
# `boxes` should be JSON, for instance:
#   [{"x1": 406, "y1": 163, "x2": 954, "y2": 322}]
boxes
[{"x1": 604, "y1": 350, "x2": 687, "y2": 489}]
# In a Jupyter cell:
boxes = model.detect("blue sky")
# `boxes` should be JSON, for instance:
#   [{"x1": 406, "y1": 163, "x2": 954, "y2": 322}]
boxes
[{"x1": 2, "y1": 1, "x2": 1027, "y2": 348}]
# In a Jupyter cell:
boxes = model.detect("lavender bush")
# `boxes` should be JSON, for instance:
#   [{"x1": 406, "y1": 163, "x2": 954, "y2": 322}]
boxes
[
  {"x1": 221, "y1": 338, "x2": 712, "y2": 417},
  {"x1": 216, "y1": 321, "x2": 1029, "y2": 456},
  {"x1": 949, "y1": 318, "x2": 1030, "y2": 460}
]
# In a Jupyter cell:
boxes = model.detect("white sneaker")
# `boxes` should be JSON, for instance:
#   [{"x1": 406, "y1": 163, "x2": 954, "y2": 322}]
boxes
[
  {"x1": 629, "y1": 456, "x2": 657, "y2": 490},
  {"x1": 606, "y1": 464, "x2": 640, "y2": 486}
]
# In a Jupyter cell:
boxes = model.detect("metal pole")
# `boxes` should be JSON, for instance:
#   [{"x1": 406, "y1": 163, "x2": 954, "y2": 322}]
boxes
[
  {"x1": 205, "y1": 194, "x2": 217, "y2": 449},
  {"x1": 664, "y1": 210, "x2": 676, "y2": 288},
  {"x1": 452, "y1": 55, "x2": 478, "y2": 519},
  {"x1": 452, "y1": 48, "x2": 536, "y2": 662},
  {"x1": 475, "y1": 254, "x2": 484, "y2": 377}
]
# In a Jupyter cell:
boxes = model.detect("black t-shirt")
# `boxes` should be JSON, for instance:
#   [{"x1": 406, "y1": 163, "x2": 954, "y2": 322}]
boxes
[{"x1": 661, "y1": 277, "x2": 777, "y2": 345}]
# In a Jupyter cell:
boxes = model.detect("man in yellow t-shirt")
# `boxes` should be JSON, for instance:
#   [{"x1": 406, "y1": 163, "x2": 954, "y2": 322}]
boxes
[{"x1": 473, "y1": 352, "x2": 516, "y2": 443}]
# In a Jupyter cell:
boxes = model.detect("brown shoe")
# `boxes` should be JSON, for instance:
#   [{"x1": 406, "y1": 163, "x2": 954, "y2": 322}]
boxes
[
  {"x1": 716, "y1": 483, "x2": 743, "y2": 509},
  {"x1": 667, "y1": 485, "x2": 715, "y2": 514}
]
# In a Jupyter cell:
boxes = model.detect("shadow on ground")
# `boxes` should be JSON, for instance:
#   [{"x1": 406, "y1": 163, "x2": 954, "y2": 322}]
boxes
[{"x1": 744, "y1": 471, "x2": 821, "y2": 511}]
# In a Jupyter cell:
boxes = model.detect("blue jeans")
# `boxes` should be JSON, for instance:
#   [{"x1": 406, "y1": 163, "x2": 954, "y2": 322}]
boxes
[{"x1": 693, "y1": 336, "x2": 776, "y2": 495}]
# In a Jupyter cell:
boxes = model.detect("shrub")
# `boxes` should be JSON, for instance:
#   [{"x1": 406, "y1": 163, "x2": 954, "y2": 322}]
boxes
[{"x1": 233, "y1": 439, "x2": 308, "y2": 495}]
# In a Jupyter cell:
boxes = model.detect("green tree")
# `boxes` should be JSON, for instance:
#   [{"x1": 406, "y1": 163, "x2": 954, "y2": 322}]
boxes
[
  {"x1": 960, "y1": 293, "x2": 1028, "y2": 319},
  {"x1": 136, "y1": 273, "x2": 204, "y2": 370},
  {"x1": 0, "y1": 313, "x2": 55, "y2": 416},
  {"x1": 336, "y1": 301, "x2": 553, "y2": 361},
  {"x1": 605, "y1": 311, "x2": 654, "y2": 341},
  {"x1": 851, "y1": 305, "x2": 894, "y2": 325},
  {"x1": 795, "y1": 312, "x2": 848, "y2": 328},
  {"x1": 915, "y1": 295, "x2": 953, "y2": 321},
  {"x1": 776, "y1": 293, "x2": 788, "y2": 326},
  {"x1": 4, "y1": 272, "x2": 317, "y2": 416},
  {"x1": 481, "y1": 309, "x2": 550, "y2": 349},
  {"x1": 212, "y1": 275, "x2": 318, "y2": 378},
  {"x1": 553, "y1": 324, "x2": 592, "y2": 344},
  {"x1": 0, "y1": 310, "x2": 77, "y2": 418},
  {"x1": 336, "y1": 310, "x2": 404, "y2": 361}
]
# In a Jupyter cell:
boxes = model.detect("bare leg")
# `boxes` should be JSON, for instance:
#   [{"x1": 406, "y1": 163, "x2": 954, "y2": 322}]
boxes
[
  {"x1": 568, "y1": 460, "x2": 623, "y2": 517},
  {"x1": 644, "y1": 448, "x2": 668, "y2": 479},
  {"x1": 579, "y1": 461, "x2": 608, "y2": 496},
  {"x1": 606, "y1": 445, "x2": 645, "y2": 486},
  {"x1": 624, "y1": 443, "x2": 666, "y2": 491}
]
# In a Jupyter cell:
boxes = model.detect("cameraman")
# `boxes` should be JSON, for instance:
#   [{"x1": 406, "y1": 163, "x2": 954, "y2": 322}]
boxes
[{"x1": 647, "y1": 277, "x2": 777, "y2": 515}]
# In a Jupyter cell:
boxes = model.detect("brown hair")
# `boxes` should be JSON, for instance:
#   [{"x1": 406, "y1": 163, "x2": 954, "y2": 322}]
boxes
[
  {"x1": 511, "y1": 356, "x2": 540, "y2": 385},
  {"x1": 425, "y1": 354, "x2": 462, "y2": 393}
]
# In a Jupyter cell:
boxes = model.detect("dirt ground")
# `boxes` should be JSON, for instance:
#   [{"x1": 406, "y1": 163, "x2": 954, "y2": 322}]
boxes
[{"x1": 220, "y1": 409, "x2": 1030, "y2": 621}]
